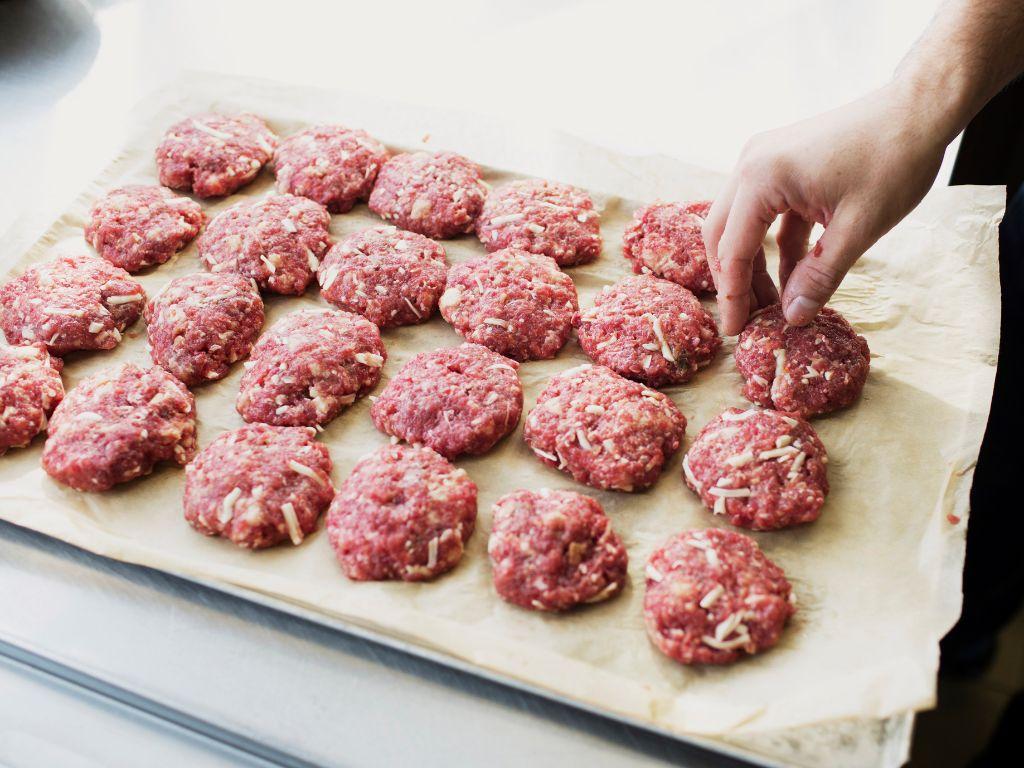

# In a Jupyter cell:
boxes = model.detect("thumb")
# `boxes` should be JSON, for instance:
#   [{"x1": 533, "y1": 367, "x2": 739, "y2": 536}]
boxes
[{"x1": 781, "y1": 206, "x2": 870, "y2": 325}]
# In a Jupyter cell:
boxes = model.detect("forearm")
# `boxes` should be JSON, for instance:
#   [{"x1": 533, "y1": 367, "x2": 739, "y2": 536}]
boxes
[{"x1": 895, "y1": 0, "x2": 1024, "y2": 146}]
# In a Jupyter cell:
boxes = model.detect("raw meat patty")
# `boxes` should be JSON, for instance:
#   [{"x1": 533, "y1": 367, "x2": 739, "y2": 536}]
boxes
[
  {"x1": 184, "y1": 424, "x2": 333, "y2": 549},
  {"x1": 0, "y1": 344, "x2": 64, "y2": 454},
  {"x1": 644, "y1": 528, "x2": 796, "y2": 665},
  {"x1": 683, "y1": 407, "x2": 829, "y2": 530},
  {"x1": 145, "y1": 272, "x2": 264, "y2": 386},
  {"x1": 368, "y1": 151, "x2": 487, "y2": 239},
  {"x1": 622, "y1": 201, "x2": 714, "y2": 293},
  {"x1": 42, "y1": 363, "x2": 197, "y2": 491},
  {"x1": 735, "y1": 303, "x2": 870, "y2": 418},
  {"x1": 576, "y1": 275, "x2": 720, "y2": 388},
  {"x1": 318, "y1": 226, "x2": 447, "y2": 329},
  {"x1": 523, "y1": 364, "x2": 686, "y2": 492},
  {"x1": 370, "y1": 343, "x2": 522, "y2": 459},
  {"x1": 273, "y1": 124, "x2": 390, "y2": 213},
  {"x1": 488, "y1": 489, "x2": 628, "y2": 611},
  {"x1": 198, "y1": 194, "x2": 331, "y2": 295},
  {"x1": 0, "y1": 255, "x2": 145, "y2": 355},
  {"x1": 237, "y1": 309, "x2": 385, "y2": 428},
  {"x1": 85, "y1": 185, "x2": 205, "y2": 272},
  {"x1": 439, "y1": 248, "x2": 577, "y2": 361},
  {"x1": 475, "y1": 179, "x2": 601, "y2": 267},
  {"x1": 156, "y1": 113, "x2": 277, "y2": 198},
  {"x1": 327, "y1": 443, "x2": 477, "y2": 581}
]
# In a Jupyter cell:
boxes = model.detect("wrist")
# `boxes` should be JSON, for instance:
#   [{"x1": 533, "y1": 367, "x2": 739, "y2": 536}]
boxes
[{"x1": 885, "y1": 63, "x2": 974, "y2": 149}]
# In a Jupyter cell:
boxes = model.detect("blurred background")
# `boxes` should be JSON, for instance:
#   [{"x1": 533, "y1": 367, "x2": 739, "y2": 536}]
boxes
[{"x1": 0, "y1": 2, "x2": 1018, "y2": 767}]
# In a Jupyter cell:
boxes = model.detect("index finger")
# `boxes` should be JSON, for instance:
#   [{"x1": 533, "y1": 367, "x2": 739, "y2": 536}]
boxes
[
  {"x1": 701, "y1": 177, "x2": 737, "y2": 291},
  {"x1": 712, "y1": 186, "x2": 777, "y2": 335}
]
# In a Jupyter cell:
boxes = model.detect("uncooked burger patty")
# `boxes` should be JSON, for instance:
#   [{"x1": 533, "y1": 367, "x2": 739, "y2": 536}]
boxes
[
  {"x1": 622, "y1": 201, "x2": 714, "y2": 293},
  {"x1": 237, "y1": 309, "x2": 385, "y2": 428},
  {"x1": 0, "y1": 344, "x2": 64, "y2": 455},
  {"x1": 488, "y1": 488, "x2": 628, "y2": 611},
  {"x1": 475, "y1": 179, "x2": 601, "y2": 267},
  {"x1": 145, "y1": 272, "x2": 264, "y2": 387},
  {"x1": 184, "y1": 423, "x2": 333, "y2": 549},
  {"x1": 683, "y1": 407, "x2": 829, "y2": 530},
  {"x1": 644, "y1": 528, "x2": 796, "y2": 665},
  {"x1": 317, "y1": 226, "x2": 447, "y2": 329},
  {"x1": 156, "y1": 113, "x2": 277, "y2": 198},
  {"x1": 368, "y1": 151, "x2": 487, "y2": 239},
  {"x1": 327, "y1": 443, "x2": 477, "y2": 581},
  {"x1": 0, "y1": 255, "x2": 146, "y2": 355},
  {"x1": 370, "y1": 343, "x2": 522, "y2": 459},
  {"x1": 42, "y1": 363, "x2": 197, "y2": 491},
  {"x1": 735, "y1": 303, "x2": 870, "y2": 418},
  {"x1": 198, "y1": 194, "x2": 332, "y2": 295},
  {"x1": 523, "y1": 364, "x2": 687, "y2": 492},
  {"x1": 85, "y1": 185, "x2": 204, "y2": 272},
  {"x1": 576, "y1": 275, "x2": 720, "y2": 387},
  {"x1": 439, "y1": 248, "x2": 577, "y2": 361},
  {"x1": 273, "y1": 124, "x2": 390, "y2": 213}
]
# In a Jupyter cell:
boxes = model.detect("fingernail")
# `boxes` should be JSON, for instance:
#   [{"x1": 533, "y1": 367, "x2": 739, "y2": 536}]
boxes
[{"x1": 786, "y1": 296, "x2": 820, "y2": 325}]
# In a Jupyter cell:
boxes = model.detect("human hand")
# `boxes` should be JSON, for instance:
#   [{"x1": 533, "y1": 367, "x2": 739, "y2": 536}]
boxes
[{"x1": 702, "y1": 82, "x2": 950, "y2": 335}]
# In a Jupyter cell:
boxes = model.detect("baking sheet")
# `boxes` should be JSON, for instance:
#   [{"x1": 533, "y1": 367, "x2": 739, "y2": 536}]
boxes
[{"x1": 0, "y1": 73, "x2": 1003, "y2": 738}]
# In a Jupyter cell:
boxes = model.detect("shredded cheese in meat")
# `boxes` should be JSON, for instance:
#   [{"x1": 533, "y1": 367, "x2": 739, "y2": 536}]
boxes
[
  {"x1": 648, "y1": 314, "x2": 675, "y2": 363},
  {"x1": 354, "y1": 352, "x2": 384, "y2": 367},
  {"x1": 708, "y1": 487, "x2": 752, "y2": 498},
  {"x1": 699, "y1": 584, "x2": 724, "y2": 609},
  {"x1": 725, "y1": 451, "x2": 755, "y2": 468},
  {"x1": 106, "y1": 293, "x2": 143, "y2": 306},
  {"x1": 288, "y1": 460, "x2": 327, "y2": 486},
  {"x1": 426, "y1": 536, "x2": 439, "y2": 569},
  {"x1": 280, "y1": 502, "x2": 304, "y2": 545},
  {"x1": 219, "y1": 487, "x2": 242, "y2": 524}
]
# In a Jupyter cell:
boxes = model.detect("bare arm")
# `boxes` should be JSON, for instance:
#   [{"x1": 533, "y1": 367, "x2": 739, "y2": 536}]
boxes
[{"x1": 703, "y1": 0, "x2": 1024, "y2": 335}]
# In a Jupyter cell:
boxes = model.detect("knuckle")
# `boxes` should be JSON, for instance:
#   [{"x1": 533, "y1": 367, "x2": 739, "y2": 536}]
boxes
[{"x1": 798, "y1": 257, "x2": 842, "y2": 295}]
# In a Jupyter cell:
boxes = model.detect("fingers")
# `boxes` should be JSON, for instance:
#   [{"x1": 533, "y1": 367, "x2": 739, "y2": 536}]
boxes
[
  {"x1": 711, "y1": 186, "x2": 777, "y2": 335},
  {"x1": 776, "y1": 211, "x2": 814, "y2": 291},
  {"x1": 702, "y1": 178, "x2": 737, "y2": 291},
  {"x1": 781, "y1": 204, "x2": 870, "y2": 325},
  {"x1": 750, "y1": 246, "x2": 779, "y2": 309}
]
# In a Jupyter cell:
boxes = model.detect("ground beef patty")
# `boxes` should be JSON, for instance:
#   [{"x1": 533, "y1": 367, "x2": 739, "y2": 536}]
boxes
[
  {"x1": 0, "y1": 344, "x2": 64, "y2": 454},
  {"x1": 735, "y1": 303, "x2": 870, "y2": 418},
  {"x1": 622, "y1": 201, "x2": 714, "y2": 293},
  {"x1": 644, "y1": 528, "x2": 796, "y2": 665},
  {"x1": 439, "y1": 248, "x2": 577, "y2": 361},
  {"x1": 475, "y1": 179, "x2": 601, "y2": 267},
  {"x1": 156, "y1": 113, "x2": 277, "y2": 198},
  {"x1": 0, "y1": 255, "x2": 145, "y2": 355},
  {"x1": 683, "y1": 407, "x2": 829, "y2": 530},
  {"x1": 370, "y1": 343, "x2": 522, "y2": 459},
  {"x1": 145, "y1": 272, "x2": 264, "y2": 387},
  {"x1": 576, "y1": 275, "x2": 720, "y2": 388},
  {"x1": 42, "y1": 363, "x2": 197, "y2": 492},
  {"x1": 488, "y1": 489, "x2": 628, "y2": 612},
  {"x1": 368, "y1": 151, "x2": 487, "y2": 239},
  {"x1": 318, "y1": 226, "x2": 447, "y2": 329},
  {"x1": 85, "y1": 185, "x2": 204, "y2": 273},
  {"x1": 328, "y1": 443, "x2": 477, "y2": 581},
  {"x1": 237, "y1": 309, "x2": 385, "y2": 428},
  {"x1": 523, "y1": 364, "x2": 686, "y2": 492},
  {"x1": 273, "y1": 124, "x2": 390, "y2": 213},
  {"x1": 184, "y1": 424, "x2": 333, "y2": 549},
  {"x1": 198, "y1": 194, "x2": 331, "y2": 295}
]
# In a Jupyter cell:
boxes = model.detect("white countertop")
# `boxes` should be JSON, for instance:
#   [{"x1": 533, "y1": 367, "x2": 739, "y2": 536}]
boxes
[{"x1": 0, "y1": 1, "x2": 946, "y2": 765}]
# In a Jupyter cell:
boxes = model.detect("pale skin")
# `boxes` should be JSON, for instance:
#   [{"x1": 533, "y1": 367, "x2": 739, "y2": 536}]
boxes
[{"x1": 704, "y1": 0, "x2": 1024, "y2": 336}]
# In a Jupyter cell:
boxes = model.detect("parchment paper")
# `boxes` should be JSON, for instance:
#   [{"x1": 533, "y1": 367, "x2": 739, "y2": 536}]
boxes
[{"x1": 0, "y1": 73, "x2": 1003, "y2": 738}]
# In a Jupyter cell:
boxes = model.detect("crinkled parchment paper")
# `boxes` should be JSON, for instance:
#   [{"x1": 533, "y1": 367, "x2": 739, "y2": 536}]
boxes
[{"x1": 0, "y1": 74, "x2": 1003, "y2": 744}]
